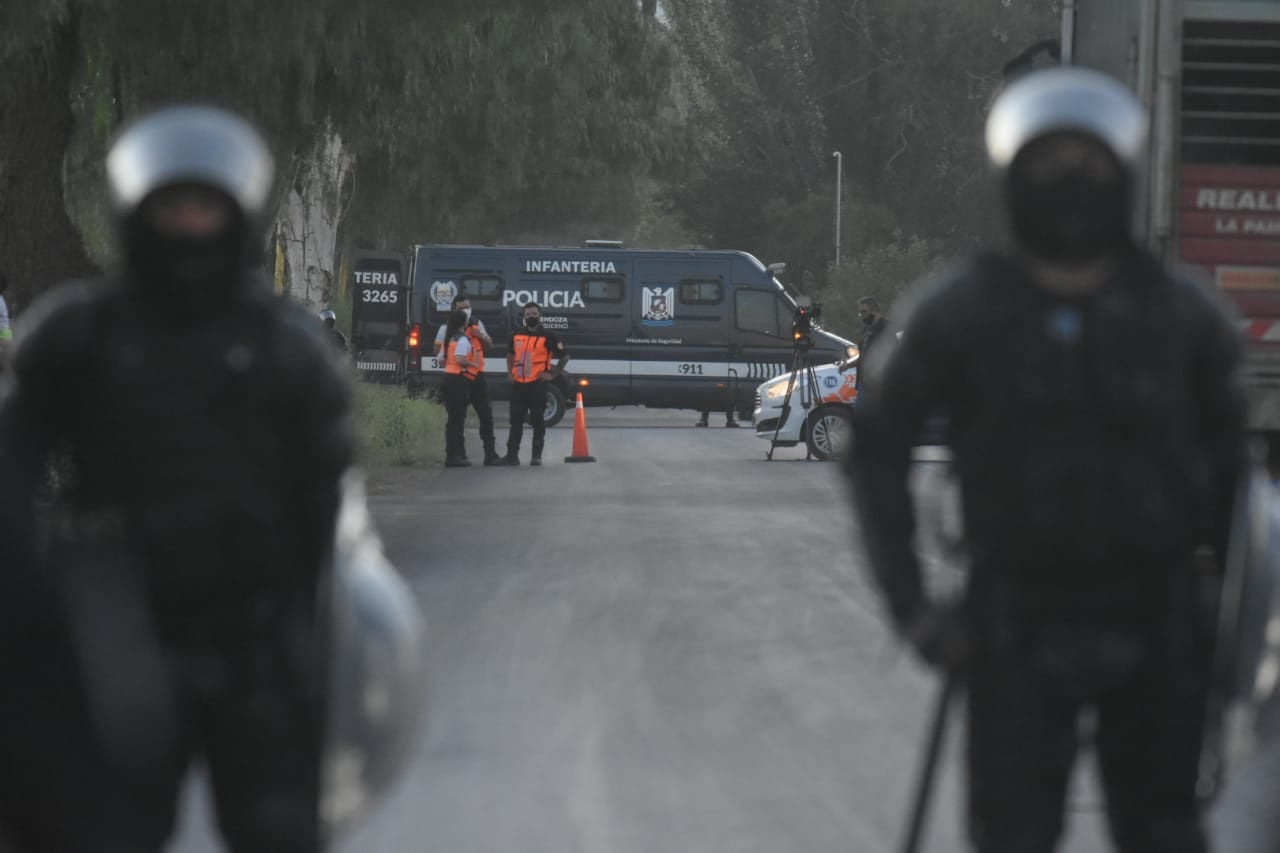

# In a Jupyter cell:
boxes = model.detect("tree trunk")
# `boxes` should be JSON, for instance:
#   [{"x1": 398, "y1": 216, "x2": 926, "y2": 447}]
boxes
[
  {"x1": 277, "y1": 125, "x2": 353, "y2": 311},
  {"x1": 0, "y1": 19, "x2": 99, "y2": 319}
]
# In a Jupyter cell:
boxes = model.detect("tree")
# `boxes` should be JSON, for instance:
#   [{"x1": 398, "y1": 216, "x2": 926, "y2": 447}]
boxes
[
  {"x1": 810, "y1": 0, "x2": 1056, "y2": 243},
  {"x1": 0, "y1": 0, "x2": 683, "y2": 314},
  {"x1": 662, "y1": 0, "x2": 833, "y2": 283},
  {"x1": 659, "y1": 0, "x2": 1058, "y2": 291},
  {"x1": 0, "y1": 2, "x2": 99, "y2": 313}
]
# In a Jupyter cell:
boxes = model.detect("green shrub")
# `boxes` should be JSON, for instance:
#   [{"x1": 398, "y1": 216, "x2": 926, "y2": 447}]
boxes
[{"x1": 353, "y1": 381, "x2": 446, "y2": 467}]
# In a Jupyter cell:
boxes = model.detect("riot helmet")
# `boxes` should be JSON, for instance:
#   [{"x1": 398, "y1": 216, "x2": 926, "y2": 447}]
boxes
[
  {"x1": 322, "y1": 472, "x2": 428, "y2": 841},
  {"x1": 320, "y1": 309, "x2": 338, "y2": 329},
  {"x1": 985, "y1": 67, "x2": 1148, "y2": 267},
  {"x1": 105, "y1": 106, "x2": 274, "y2": 316}
]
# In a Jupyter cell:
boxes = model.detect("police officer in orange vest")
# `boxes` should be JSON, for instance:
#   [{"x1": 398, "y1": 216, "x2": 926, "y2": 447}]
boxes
[
  {"x1": 434, "y1": 295, "x2": 500, "y2": 466},
  {"x1": 442, "y1": 308, "x2": 482, "y2": 468},
  {"x1": 503, "y1": 302, "x2": 568, "y2": 466}
]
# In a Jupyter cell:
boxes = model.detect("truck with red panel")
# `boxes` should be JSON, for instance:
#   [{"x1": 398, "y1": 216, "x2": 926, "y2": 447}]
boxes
[{"x1": 1068, "y1": 0, "x2": 1280, "y2": 438}]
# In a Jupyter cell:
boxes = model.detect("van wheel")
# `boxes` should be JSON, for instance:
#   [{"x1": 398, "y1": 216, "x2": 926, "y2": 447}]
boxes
[
  {"x1": 805, "y1": 405, "x2": 853, "y2": 461},
  {"x1": 528, "y1": 384, "x2": 568, "y2": 428},
  {"x1": 544, "y1": 385, "x2": 568, "y2": 427}
]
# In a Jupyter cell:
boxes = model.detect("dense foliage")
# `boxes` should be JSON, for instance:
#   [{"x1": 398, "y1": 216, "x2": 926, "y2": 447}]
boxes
[{"x1": 0, "y1": 0, "x2": 1059, "y2": 330}]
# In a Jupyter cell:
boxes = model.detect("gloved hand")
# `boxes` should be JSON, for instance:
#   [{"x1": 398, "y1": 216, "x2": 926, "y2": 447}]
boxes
[{"x1": 901, "y1": 600, "x2": 968, "y2": 673}]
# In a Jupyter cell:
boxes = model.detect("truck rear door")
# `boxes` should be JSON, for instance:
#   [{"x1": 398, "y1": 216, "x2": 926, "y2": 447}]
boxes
[
  {"x1": 349, "y1": 250, "x2": 408, "y2": 382},
  {"x1": 1179, "y1": 15, "x2": 1280, "y2": 430}
]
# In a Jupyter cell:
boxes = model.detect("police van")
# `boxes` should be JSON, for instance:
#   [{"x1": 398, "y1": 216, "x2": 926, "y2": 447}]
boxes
[{"x1": 404, "y1": 242, "x2": 858, "y2": 426}]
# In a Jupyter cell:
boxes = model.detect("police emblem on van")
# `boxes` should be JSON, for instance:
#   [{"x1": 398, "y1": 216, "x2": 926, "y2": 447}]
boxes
[
  {"x1": 431, "y1": 280, "x2": 458, "y2": 311},
  {"x1": 641, "y1": 287, "x2": 675, "y2": 327}
]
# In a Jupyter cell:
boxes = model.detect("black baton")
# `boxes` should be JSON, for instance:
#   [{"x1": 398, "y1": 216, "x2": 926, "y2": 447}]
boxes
[{"x1": 900, "y1": 669, "x2": 959, "y2": 853}]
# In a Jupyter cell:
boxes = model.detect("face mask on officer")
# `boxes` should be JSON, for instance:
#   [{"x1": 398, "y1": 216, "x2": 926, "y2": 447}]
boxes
[
  {"x1": 1007, "y1": 133, "x2": 1131, "y2": 267},
  {"x1": 125, "y1": 182, "x2": 248, "y2": 315},
  {"x1": 525, "y1": 313, "x2": 540, "y2": 329}
]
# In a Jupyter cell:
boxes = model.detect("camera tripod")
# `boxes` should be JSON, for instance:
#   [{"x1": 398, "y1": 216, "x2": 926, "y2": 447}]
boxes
[{"x1": 766, "y1": 341, "x2": 824, "y2": 461}]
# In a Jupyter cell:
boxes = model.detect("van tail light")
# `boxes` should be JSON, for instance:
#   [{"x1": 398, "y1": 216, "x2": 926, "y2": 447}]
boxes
[{"x1": 408, "y1": 324, "x2": 421, "y2": 351}]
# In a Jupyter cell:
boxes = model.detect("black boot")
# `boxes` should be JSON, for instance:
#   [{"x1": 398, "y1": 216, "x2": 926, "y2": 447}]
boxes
[
  {"x1": 531, "y1": 444, "x2": 543, "y2": 466},
  {"x1": 695, "y1": 415, "x2": 709, "y2": 428},
  {"x1": 445, "y1": 456, "x2": 472, "y2": 468},
  {"x1": 483, "y1": 447, "x2": 504, "y2": 466},
  {"x1": 502, "y1": 452, "x2": 520, "y2": 466},
  {"x1": 725, "y1": 418, "x2": 740, "y2": 428}
]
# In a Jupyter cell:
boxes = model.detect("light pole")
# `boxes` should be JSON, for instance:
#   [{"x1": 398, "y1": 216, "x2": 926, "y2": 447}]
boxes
[{"x1": 832, "y1": 150, "x2": 843, "y2": 268}]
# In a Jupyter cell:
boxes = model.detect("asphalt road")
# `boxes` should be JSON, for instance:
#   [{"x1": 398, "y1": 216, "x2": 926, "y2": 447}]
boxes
[{"x1": 170, "y1": 407, "x2": 1270, "y2": 852}]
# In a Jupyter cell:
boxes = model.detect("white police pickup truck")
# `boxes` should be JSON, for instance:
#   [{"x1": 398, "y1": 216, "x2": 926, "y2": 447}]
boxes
[{"x1": 752, "y1": 358, "x2": 859, "y2": 461}]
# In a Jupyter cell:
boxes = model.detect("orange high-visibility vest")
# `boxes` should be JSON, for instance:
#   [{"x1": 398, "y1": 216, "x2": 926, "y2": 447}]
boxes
[
  {"x1": 510, "y1": 332, "x2": 552, "y2": 383},
  {"x1": 445, "y1": 337, "x2": 479, "y2": 379}
]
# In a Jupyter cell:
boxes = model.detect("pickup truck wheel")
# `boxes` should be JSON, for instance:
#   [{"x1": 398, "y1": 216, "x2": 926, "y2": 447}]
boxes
[{"x1": 805, "y1": 405, "x2": 854, "y2": 461}]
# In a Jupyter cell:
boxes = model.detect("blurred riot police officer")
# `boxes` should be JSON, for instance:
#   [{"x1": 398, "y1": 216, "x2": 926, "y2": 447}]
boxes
[
  {"x1": 319, "y1": 308, "x2": 349, "y2": 354},
  {"x1": 0, "y1": 106, "x2": 359, "y2": 852},
  {"x1": 845, "y1": 68, "x2": 1246, "y2": 852}
]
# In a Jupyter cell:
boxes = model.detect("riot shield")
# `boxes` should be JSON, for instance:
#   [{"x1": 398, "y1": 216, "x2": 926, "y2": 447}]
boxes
[
  {"x1": 1209, "y1": 449, "x2": 1280, "y2": 787},
  {"x1": 321, "y1": 471, "x2": 428, "y2": 840}
]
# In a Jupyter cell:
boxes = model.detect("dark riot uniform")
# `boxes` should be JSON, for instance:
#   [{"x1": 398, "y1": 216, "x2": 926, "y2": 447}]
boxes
[
  {"x1": 845, "y1": 69, "x2": 1246, "y2": 853},
  {"x1": 0, "y1": 107, "x2": 355, "y2": 853}
]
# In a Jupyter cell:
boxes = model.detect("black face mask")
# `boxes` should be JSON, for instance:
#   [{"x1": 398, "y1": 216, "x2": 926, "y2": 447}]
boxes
[
  {"x1": 1008, "y1": 172, "x2": 1131, "y2": 266},
  {"x1": 123, "y1": 213, "x2": 251, "y2": 319},
  {"x1": 525, "y1": 316, "x2": 540, "y2": 329},
  {"x1": 860, "y1": 313, "x2": 877, "y2": 326}
]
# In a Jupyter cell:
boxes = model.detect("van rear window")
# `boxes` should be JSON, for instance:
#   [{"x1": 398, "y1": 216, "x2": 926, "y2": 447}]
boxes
[
  {"x1": 581, "y1": 277, "x2": 625, "y2": 302},
  {"x1": 680, "y1": 280, "x2": 722, "y2": 305},
  {"x1": 460, "y1": 276, "x2": 502, "y2": 299}
]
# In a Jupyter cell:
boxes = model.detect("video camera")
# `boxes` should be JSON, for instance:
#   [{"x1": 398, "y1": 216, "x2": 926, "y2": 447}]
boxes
[{"x1": 791, "y1": 296, "x2": 822, "y2": 349}]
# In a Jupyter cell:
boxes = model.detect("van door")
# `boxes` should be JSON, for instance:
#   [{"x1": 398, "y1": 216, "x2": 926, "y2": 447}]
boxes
[
  {"x1": 631, "y1": 260, "x2": 732, "y2": 410},
  {"x1": 350, "y1": 250, "x2": 409, "y2": 383},
  {"x1": 732, "y1": 288, "x2": 796, "y2": 391}
]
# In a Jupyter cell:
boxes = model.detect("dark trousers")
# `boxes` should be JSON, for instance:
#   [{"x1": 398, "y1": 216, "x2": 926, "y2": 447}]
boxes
[
  {"x1": 507, "y1": 381, "x2": 546, "y2": 459},
  {"x1": 698, "y1": 405, "x2": 736, "y2": 421},
  {"x1": 0, "y1": 548, "x2": 325, "y2": 853},
  {"x1": 965, "y1": 574, "x2": 1213, "y2": 853},
  {"x1": 442, "y1": 374, "x2": 470, "y2": 461},
  {"x1": 468, "y1": 373, "x2": 497, "y2": 455}
]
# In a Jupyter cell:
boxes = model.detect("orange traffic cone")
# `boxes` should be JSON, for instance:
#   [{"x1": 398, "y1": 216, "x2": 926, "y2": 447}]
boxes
[{"x1": 564, "y1": 392, "x2": 596, "y2": 463}]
